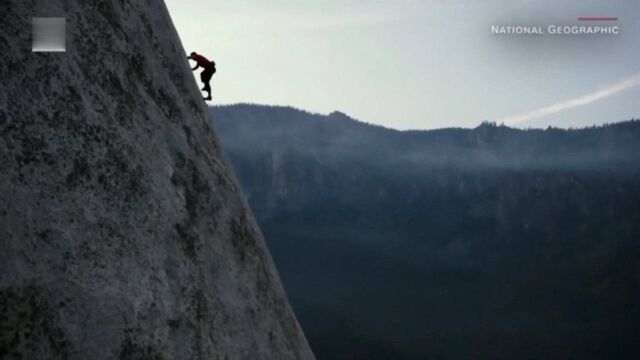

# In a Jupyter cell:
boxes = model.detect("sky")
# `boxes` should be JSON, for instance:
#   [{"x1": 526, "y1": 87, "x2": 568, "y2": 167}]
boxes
[{"x1": 165, "y1": 0, "x2": 640, "y2": 130}]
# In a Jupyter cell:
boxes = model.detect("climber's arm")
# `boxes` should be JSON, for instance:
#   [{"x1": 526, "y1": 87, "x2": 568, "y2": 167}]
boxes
[{"x1": 187, "y1": 56, "x2": 199, "y2": 71}]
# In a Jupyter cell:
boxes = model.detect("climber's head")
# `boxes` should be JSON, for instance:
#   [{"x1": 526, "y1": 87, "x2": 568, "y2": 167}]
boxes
[{"x1": 190, "y1": 52, "x2": 197, "y2": 58}]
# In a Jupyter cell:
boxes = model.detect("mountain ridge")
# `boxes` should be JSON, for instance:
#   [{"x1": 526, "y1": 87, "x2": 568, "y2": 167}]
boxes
[
  {"x1": 213, "y1": 103, "x2": 640, "y2": 132},
  {"x1": 212, "y1": 103, "x2": 640, "y2": 359},
  {"x1": 213, "y1": 104, "x2": 640, "y2": 175}
]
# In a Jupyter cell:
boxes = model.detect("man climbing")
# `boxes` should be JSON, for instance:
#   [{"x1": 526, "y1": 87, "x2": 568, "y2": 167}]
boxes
[{"x1": 187, "y1": 52, "x2": 216, "y2": 101}]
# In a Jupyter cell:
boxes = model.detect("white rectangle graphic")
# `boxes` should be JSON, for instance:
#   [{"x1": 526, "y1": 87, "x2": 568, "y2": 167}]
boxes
[{"x1": 32, "y1": 17, "x2": 66, "y2": 52}]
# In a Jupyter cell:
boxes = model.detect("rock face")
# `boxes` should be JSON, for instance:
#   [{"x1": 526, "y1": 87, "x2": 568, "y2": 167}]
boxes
[{"x1": 0, "y1": 2, "x2": 313, "y2": 359}]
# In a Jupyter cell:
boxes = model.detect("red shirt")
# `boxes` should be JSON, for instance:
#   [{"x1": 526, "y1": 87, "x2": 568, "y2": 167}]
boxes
[{"x1": 192, "y1": 54, "x2": 211, "y2": 68}]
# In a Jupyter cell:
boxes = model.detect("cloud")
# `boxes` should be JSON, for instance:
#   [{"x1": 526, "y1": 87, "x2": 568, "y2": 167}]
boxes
[{"x1": 500, "y1": 72, "x2": 640, "y2": 126}]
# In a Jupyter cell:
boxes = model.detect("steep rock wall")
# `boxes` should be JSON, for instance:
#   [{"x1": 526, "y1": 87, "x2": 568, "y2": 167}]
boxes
[{"x1": 0, "y1": 1, "x2": 314, "y2": 359}]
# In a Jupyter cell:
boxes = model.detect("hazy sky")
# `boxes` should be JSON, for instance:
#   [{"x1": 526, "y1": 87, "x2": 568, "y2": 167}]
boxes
[{"x1": 165, "y1": 0, "x2": 640, "y2": 130}]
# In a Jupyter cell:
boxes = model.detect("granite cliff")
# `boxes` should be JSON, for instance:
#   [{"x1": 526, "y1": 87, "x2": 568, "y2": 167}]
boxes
[{"x1": 0, "y1": 2, "x2": 313, "y2": 359}]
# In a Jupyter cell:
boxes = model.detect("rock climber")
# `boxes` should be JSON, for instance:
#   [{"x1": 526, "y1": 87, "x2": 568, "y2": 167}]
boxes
[{"x1": 187, "y1": 52, "x2": 216, "y2": 101}]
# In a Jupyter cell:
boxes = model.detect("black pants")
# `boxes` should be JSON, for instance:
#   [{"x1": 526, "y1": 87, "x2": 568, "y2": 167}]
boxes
[{"x1": 200, "y1": 63, "x2": 216, "y2": 93}]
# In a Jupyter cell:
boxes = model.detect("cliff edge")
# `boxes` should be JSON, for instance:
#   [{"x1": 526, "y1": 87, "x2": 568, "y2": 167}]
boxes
[{"x1": 0, "y1": 1, "x2": 314, "y2": 359}]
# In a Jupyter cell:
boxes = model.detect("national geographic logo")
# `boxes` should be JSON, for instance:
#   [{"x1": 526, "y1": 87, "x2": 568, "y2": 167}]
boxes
[{"x1": 491, "y1": 16, "x2": 619, "y2": 36}]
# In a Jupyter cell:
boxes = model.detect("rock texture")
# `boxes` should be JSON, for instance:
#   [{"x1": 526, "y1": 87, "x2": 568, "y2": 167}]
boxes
[{"x1": 0, "y1": 1, "x2": 313, "y2": 359}]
